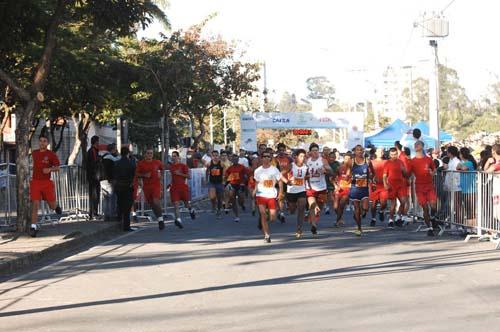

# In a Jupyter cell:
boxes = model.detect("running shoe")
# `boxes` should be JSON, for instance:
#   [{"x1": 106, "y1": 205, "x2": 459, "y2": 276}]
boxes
[
  {"x1": 335, "y1": 219, "x2": 345, "y2": 227},
  {"x1": 378, "y1": 211, "x2": 385, "y2": 222},
  {"x1": 29, "y1": 224, "x2": 39, "y2": 238},
  {"x1": 395, "y1": 219, "x2": 403, "y2": 227},
  {"x1": 190, "y1": 208, "x2": 196, "y2": 220},
  {"x1": 224, "y1": 208, "x2": 230, "y2": 215},
  {"x1": 370, "y1": 218, "x2": 376, "y2": 227},
  {"x1": 388, "y1": 220, "x2": 395, "y2": 229},
  {"x1": 234, "y1": 217, "x2": 240, "y2": 223},
  {"x1": 325, "y1": 207, "x2": 331, "y2": 215},
  {"x1": 431, "y1": 218, "x2": 439, "y2": 230},
  {"x1": 311, "y1": 224, "x2": 318, "y2": 235},
  {"x1": 279, "y1": 212, "x2": 286, "y2": 224},
  {"x1": 295, "y1": 230, "x2": 303, "y2": 239},
  {"x1": 427, "y1": 229, "x2": 434, "y2": 237},
  {"x1": 264, "y1": 234, "x2": 271, "y2": 243},
  {"x1": 354, "y1": 229, "x2": 362, "y2": 237},
  {"x1": 55, "y1": 206, "x2": 62, "y2": 215},
  {"x1": 158, "y1": 220, "x2": 165, "y2": 230},
  {"x1": 174, "y1": 218, "x2": 184, "y2": 229}
]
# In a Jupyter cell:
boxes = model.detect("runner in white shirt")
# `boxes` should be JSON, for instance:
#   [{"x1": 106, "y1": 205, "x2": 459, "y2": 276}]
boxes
[
  {"x1": 253, "y1": 151, "x2": 282, "y2": 243},
  {"x1": 281, "y1": 149, "x2": 309, "y2": 239},
  {"x1": 305, "y1": 143, "x2": 332, "y2": 235}
]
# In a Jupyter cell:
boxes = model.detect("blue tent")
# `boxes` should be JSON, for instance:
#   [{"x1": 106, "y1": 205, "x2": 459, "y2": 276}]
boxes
[
  {"x1": 413, "y1": 121, "x2": 453, "y2": 142},
  {"x1": 364, "y1": 119, "x2": 411, "y2": 148}
]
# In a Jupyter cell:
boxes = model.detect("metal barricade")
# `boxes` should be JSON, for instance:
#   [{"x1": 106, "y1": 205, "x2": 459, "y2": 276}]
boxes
[{"x1": 0, "y1": 163, "x2": 15, "y2": 227}]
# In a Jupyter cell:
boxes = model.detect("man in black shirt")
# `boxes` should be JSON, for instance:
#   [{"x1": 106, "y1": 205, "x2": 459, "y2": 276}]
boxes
[
  {"x1": 113, "y1": 147, "x2": 136, "y2": 231},
  {"x1": 87, "y1": 135, "x2": 101, "y2": 219},
  {"x1": 206, "y1": 150, "x2": 224, "y2": 218}
]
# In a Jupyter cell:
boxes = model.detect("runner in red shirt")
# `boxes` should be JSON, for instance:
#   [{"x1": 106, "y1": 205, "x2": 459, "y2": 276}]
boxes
[
  {"x1": 369, "y1": 148, "x2": 388, "y2": 226},
  {"x1": 409, "y1": 141, "x2": 438, "y2": 236},
  {"x1": 136, "y1": 148, "x2": 168, "y2": 230},
  {"x1": 30, "y1": 136, "x2": 62, "y2": 237},
  {"x1": 334, "y1": 151, "x2": 352, "y2": 227},
  {"x1": 396, "y1": 141, "x2": 412, "y2": 224},
  {"x1": 224, "y1": 154, "x2": 248, "y2": 222},
  {"x1": 383, "y1": 147, "x2": 409, "y2": 228},
  {"x1": 169, "y1": 151, "x2": 196, "y2": 227}
]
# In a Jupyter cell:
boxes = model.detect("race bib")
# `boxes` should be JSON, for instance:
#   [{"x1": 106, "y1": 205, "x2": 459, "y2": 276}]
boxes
[
  {"x1": 228, "y1": 173, "x2": 239, "y2": 181},
  {"x1": 211, "y1": 169, "x2": 221, "y2": 176},
  {"x1": 263, "y1": 179, "x2": 274, "y2": 188},
  {"x1": 355, "y1": 179, "x2": 368, "y2": 187},
  {"x1": 340, "y1": 179, "x2": 351, "y2": 188},
  {"x1": 294, "y1": 178, "x2": 304, "y2": 186}
]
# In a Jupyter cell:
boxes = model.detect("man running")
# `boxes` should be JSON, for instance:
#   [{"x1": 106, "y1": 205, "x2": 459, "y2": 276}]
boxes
[
  {"x1": 30, "y1": 136, "x2": 62, "y2": 237},
  {"x1": 220, "y1": 150, "x2": 232, "y2": 213},
  {"x1": 369, "y1": 148, "x2": 388, "y2": 226},
  {"x1": 305, "y1": 143, "x2": 332, "y2": 235},
  {"x1": 325, "y1": 151, "x2": 340, "y2": 216},
  {"x1": 409, "y1": 141, "x2": 438, "y2": 236},
  {"x1": 396, "y1": 141, "x2": 413, "y2": 224},
  {"x1": 349, "y1": 145, "x2": 373, "y2": 236},
  {"x1": 169, "y1": 151, "x2": 196, "y2": 228},
  {"x1": 282, "y1": 149, "x2": 309, "y2": 238},
  {"x1": 383, "y1": 147, "x2": 409, "y2": 228},
  {"x1": 247, "y1": 157, "x2": 259, "y2": 216},
  {"x1": 254, "y1": 151, "x2": 282, "y2": 243},
  {"x1": 334, "y1": 151, "x2": 352, "y2": 227},
  {"x1": 207, "y1": 150, "x2": 225, "y2": 218},
  {"x1": 275, "y1": 143, "x2": 293, "y2": 223},
  {"x1": 225, "y1": 154, "x2": 248, "y2": 222},
  {"x1": 136, "y1": 148, "x2": 168, "y2": 229}
]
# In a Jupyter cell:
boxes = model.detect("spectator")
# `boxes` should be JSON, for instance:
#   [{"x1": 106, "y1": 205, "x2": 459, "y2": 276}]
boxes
[
  {"x1": 113, "y1": 147, "x2": 136, "y2": 231},
  {"x1": 101, "y1": 143, "x2": 120, "y2": 221},
  {"x1": 402, "y1": 128, "x2": 422, "y2": 157},
  {"x1": 444, "y1": 146, "x2": 462, "y2": 222},
  {"x1": 479, "y1": 149, "x2": 492, "y2": 171},
  {"x1": 484, "y1": 144, "x2": 500, "y2": 173},
  {"x1": 186, "y1": 146, "x2": 202, "y2": 168},
  {"x1": 86, "y1": 135, "x2": 101, "y2": 219},
  {"x1": 238, "y1": 149, "x2": 249, "y2": 167},
  {"x1": 457, "y1": 147, "x2": 477, "y2": 222}
]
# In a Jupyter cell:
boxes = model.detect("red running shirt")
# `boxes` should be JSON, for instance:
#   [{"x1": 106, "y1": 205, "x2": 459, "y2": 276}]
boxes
[
  {"x1": 169, "y1": 163, "x2": 189, "y2": 186},
  {"x1": 398, "y1": 153, "x2": 411, "y2": 174},
  {"x1": 32, "y1": 149, "x2": 60, "y2": 181},
  {"x1": 371, "y1": 159, "x2": 387, "y2": 187},
  {"x1": 136, "y1": 160, "x2": 163, "y2": 186},
  {"x1": 384, "y1": 159, "x2": 405, "y2": 184},
  {"x1": 410, "y1": 156, "x2": 435, "y2": 185},
  {"x1": 225, "y1": 164, "x2": 247, "y2": 185}
]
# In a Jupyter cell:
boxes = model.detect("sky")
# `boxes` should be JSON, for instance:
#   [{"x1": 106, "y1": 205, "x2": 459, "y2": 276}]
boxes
[{"x1": 139, "y1": 0, "x2": 500, "y2": 103}]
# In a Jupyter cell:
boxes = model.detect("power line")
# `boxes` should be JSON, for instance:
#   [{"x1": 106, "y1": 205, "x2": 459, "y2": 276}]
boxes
[{"x1": 442, "y1": 0, "x2": 458, "y2": 13}]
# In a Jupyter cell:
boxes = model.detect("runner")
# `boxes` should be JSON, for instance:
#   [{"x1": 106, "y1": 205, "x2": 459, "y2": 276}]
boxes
[
  {"x1": 334, "y1": 151, "x2": 353, "y2": 227},
  {"x1": 275, "y1": 143, "x2": 293, "y2": 223},
  {"x1": 305, "y1": 143, "x2": 332, "y2": 235},
  {"x1": 29, "y1": 136, "x2": 62, "y2": 237},
  {"x1": 369, "y1": 147, "x2": 388, "y2": 226},
  {"x1": 254, "y1": 151, "x2": 282, "y2": 243},
  {"x1": 383, "y1": 147, "x2": 409, "y2": 228},
  {"x1": 349, "y1": 145, "x2": 373, "y2": 236},
  {"x1": 206, "y1": 150, "x2": 225, "y2": 218},
  {"x1": 409, "y1": 141, "x2": 438, "y2": 236},
  {"x1": 168, "y1": 151, "x2": 196, "y2": 228},
  {"x1": 325, "y1": 151, "x2": 340, "y2": 216},
  {"x1": 136, "y1": 148, "x2": 168, "y2": 229},
  {"x1": 281, "y1": 149, "x2": 309, "y2": 239},
  {"x1": 396, "y1": 141, "x2": 413, "y2": 224},
  {"x1": 220, "y1": 150, "x2": 232, "y2": 213},
  {"x1": 224, "y1": 154, "x2": 248, "y2": 222},
  {"x1": 247, "y1": 157, "x2": 259, "y2": 216}
]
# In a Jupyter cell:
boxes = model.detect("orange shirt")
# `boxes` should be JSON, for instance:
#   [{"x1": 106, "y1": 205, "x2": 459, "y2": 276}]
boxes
[{"x1": 136, "y1": 159, "x2": 163, "y2": 186}]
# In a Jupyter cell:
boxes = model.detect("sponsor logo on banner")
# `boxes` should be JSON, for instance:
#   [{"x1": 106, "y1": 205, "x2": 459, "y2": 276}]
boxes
[{"x1": 272, "y1": 117, "x2": 290, "y2": 123}]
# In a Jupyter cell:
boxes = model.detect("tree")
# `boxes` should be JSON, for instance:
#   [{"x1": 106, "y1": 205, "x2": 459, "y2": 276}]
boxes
[
  {"x1": 306, "y1": 76, "x2": 335, "y2": 105},
  {"x1": 0, "y1": 0, "x2": 168, "y2": 233}
]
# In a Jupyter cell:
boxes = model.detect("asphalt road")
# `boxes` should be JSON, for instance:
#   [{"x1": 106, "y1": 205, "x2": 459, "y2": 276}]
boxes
[{"x1": 1, "y1": 206, "x2": 500, "y2": 332}]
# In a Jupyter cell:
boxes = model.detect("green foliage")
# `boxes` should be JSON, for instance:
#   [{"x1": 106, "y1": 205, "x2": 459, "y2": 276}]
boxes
[{"x1": 306, "y1": 76, "x2": 335, "y2": 105}]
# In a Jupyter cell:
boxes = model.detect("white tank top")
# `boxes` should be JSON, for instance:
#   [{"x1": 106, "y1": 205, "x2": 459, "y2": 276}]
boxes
[
  {"x1": 287, "y1": 163, "x2": 308, "y2": 194},
  {"x1": 306, "y1": 157, "x2": 327, "y2": 191}
]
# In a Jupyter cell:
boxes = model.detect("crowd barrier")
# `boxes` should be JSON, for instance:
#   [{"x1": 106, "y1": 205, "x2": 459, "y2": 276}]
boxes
[{"x1": 0, "y1": 163, "x2": 209, "y2": 228}]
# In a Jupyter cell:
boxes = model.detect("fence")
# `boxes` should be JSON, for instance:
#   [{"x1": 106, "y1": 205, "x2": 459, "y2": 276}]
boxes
[{"x1": 0, "y1": 164, "x2": 208, "y2": 228}]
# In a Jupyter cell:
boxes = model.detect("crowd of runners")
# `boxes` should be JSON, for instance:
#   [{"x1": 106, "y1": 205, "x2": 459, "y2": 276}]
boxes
[{"x1": 28, "y1": 131, "x2": 500, "y2": 242}]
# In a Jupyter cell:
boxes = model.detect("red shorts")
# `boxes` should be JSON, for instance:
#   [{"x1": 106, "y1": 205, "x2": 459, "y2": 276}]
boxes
[
  {"x1": 415, "y1": 184, "x2": 437, "y2": 205},
  {"x1": 306, "y1": 189, "x2": 328, "y2": 205},
  {"x1": 388, "y1": 182, "x2": 408, "y2": 200},
  {"x1": 170, "y1": 185, "x2": 190, "y2": 203},
  {"x1": 30, "y1": 180, "x2": 56, "y2": 202},
  {"x1": 335, "y1": 187, "x2": 350, "y2": 199},
  {"x1": 143, "y1": 184, "x2": 161, "y2": 203},
  {"x1": 256, "y1": 196, "x2": 277, "y2": 210},
  {"x1": 370, "y1": 186, "x2": 389, "y2": 202}
]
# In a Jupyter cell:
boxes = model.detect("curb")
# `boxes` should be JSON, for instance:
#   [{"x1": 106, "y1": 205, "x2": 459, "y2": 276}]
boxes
[{"x1": 0, "y1": 222, "x2": 121, "y2": 278}]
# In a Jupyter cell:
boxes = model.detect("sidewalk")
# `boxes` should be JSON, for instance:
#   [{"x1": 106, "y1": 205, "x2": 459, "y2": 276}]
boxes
[{"x1": 0, "y1": 220, "x2": 120, "y2": 278}]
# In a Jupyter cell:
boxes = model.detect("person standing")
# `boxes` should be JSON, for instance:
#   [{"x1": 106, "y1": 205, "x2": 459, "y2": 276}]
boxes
[
  {"x1": 101, "y1": 144, "x2": 120, "y2": 221},
  {"x1": 136, "y1": 148, "x2": 167, "y2": 229},
  {"x1": 169, "y1": 151, "x2": 196, "y2": 227},
  {"x1": 444, "y1": 146, "x2": 462, "y2": 223},
  {"x1": 254, "y1": 151, "x2": 282, "y2": 243},
  {"x1": 87, "y1": 135, "x2": 101, "y2": 219},
  {"x1": 29, "y1": 136, "x2": 62, "y2": 237},
  {"x1": 113, "y1": 147, "x2": 136, "y2": 231}
]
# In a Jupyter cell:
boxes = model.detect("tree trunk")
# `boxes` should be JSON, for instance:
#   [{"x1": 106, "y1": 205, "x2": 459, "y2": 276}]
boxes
[
  {"x1": 50, "y1": 117, "x2": 66, "y2": 152},
  {"x1": 15, "y1": 101, "x2": 36, "y2": 232},
  {"x1": 68, "y1": 113, "x2": 90, "y2": 165},
  {"x1": 192, "y1": 115, "x2": 207, "y2": 150}
]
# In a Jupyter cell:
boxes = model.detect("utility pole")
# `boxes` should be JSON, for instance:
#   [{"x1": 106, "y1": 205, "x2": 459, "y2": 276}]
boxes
[
  {"x1": 209, "y1": 112, "x2": 214, "y2": 145},
  {"x1": 223, "y1": 108, "x2": 227, "y2": 147}
]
